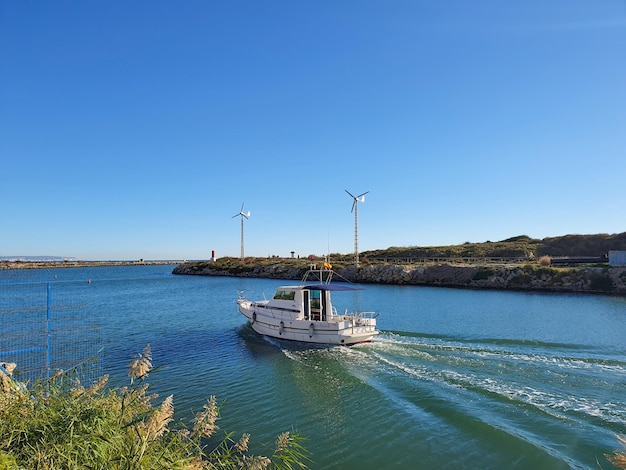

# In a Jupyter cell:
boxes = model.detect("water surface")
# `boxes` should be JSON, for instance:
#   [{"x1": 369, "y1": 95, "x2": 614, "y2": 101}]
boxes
[{"x1": 1, "y1": 265, "x2": 625, "y2": 469}]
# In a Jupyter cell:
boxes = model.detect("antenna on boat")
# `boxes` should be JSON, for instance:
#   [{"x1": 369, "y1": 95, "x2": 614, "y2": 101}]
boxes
[
  {"x1": 232, "y1": 202, "x2": 251, "y2": 260},
  {"x1": 345, "y1": 190, "x2": 369, "y2": 268},
  {"x1": 327, "y1": 226, "x2": 331, "y2": 265}
]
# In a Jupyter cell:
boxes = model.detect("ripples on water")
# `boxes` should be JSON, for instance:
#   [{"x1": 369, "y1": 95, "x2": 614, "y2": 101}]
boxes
[
  {"x1": 265, "y1": 331, "x2": 626, "y2": 469},
  {"x1": 1, "y1": 266, "x2": 625, "y2": 469}
]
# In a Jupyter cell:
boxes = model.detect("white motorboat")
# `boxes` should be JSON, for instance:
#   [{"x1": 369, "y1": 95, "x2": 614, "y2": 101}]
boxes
[{"x1": 237, "y1": 266, "x2": 379, "y2": 345}]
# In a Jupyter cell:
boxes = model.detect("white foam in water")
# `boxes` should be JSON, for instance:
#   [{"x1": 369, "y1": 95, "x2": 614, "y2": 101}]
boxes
[
  {"x1": 262, "y1": 329, "x2": 626, "y2": 434},
  {"x1": 364, "y1": 333, "x2": 626, "y2": 427}
]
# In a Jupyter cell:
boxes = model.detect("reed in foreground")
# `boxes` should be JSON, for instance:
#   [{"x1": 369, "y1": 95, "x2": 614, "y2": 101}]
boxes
[
  {"x1": 608, "y1": 435, "x2": 626, "y2": 469},
  {"x1": 0, "y1": 345, "x2": 309, "y2": 469}
]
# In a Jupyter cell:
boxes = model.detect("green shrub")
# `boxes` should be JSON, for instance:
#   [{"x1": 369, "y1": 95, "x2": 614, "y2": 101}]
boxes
[
  {"x1": 0, "y1": 345, "x2": 309, "y2": 470},
  {"x1": 472, "y1": 267, "x2": 494, "y2": 281},
  {"x1": 590, "y1": 273, "x2": 614, "y2": 292},
  {"x1": 508, "y1": 274, "x2": 532, "y2": 287},
  {"x1": 535, "y1": 266, "x2": 558, "y2": 277}
]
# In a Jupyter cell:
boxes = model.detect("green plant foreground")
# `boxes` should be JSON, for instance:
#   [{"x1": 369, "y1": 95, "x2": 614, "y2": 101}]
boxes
[{"x1": 0, "y1": 346, "x2": 309, "y2": 470}]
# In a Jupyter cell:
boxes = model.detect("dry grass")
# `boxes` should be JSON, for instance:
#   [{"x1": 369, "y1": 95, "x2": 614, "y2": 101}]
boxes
[
  {"x1": 193, "y1": 395, "x2": 219, "y2": 438},
  {"x1": 129, "y1": 343, "x2": 153, "y2": 380},
  {"x1": 0, "y1": 345, "x2": 309, "y2": 469},
  {"x1": 607, "y1": 435, "x2": 626, "y2": 469},
  {"x1": 538, "y1": 255, "x2": 552, "y2": 266}
]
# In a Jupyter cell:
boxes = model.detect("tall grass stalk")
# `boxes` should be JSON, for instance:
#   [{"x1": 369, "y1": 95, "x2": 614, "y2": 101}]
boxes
[
  {"x1": 607, "y1": 435, "x2": 626, "y2": 469},
  {"x1": 0, "y1": 345, "x2": 309, "y2": 469}
]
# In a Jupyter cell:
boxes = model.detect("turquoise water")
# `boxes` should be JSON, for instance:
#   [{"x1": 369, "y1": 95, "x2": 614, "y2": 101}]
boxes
[{"x1": 2, "y1": 265, "x2": 625, "y2": 469}]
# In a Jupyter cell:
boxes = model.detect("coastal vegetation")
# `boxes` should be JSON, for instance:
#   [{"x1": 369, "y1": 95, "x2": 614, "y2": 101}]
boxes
[
  {"x1": 169, "y1": 232, "x2": 626, "y2": 278},
  {"x1": 361, "y1": 231, "x2": 626, "y2": 261},
  {"x1": 0, "y1": 346, "x2": 309, "y2": 470},
  {"x1": 174, "y1": 231, "x2": 626, "y2": 273}
]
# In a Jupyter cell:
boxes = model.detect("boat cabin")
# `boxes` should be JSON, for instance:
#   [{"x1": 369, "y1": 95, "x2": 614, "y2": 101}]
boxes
[{"x1": 266, "y1": 283, "x2": 358, "y2": 322}]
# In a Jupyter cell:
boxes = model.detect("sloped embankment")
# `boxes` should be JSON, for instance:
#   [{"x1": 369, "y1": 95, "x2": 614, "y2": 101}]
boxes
[{"x1": 172, "y1": 262, "x2": 626, "y2": 295}]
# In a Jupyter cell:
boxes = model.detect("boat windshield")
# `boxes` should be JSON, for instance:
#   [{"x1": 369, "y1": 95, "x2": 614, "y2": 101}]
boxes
[{"x1": 273, "y1": 290, "x2": 295, "y2": 300}]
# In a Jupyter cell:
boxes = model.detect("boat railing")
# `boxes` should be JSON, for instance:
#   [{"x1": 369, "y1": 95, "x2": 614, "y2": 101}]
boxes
[
  {"x1": 356, "y1": 311, "x2": 378, "y2": 321},
  {"x1": 334, "y1": 309, "x2": 378, "y2": 328},
  {"x1": 237, "y1": 290, "x2": 270, "y2": 302}
]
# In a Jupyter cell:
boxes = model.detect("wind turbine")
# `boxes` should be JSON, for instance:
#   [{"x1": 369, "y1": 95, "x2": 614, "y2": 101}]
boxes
[
  {"x1": 232, "y1": 203, "x2": 251, "y2": 260},
  {"x1": 345, "y1": 190, "x2": 369, "y2": 268}
]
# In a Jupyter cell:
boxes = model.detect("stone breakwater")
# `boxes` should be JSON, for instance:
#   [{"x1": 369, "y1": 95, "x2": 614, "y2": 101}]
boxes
[{"x1": 172, "y1": 262, "x2": 626, "y2": 295}]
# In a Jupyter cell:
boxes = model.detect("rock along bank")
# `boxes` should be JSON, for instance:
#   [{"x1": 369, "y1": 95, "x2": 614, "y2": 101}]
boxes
[{"x1": 173, "y1": 261, "x2": 626, "y2": 296}]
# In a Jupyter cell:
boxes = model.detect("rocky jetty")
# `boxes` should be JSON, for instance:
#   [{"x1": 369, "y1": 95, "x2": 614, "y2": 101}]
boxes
[{"x1": 173, "y1": 261, "x2": 626, "y2": 295}]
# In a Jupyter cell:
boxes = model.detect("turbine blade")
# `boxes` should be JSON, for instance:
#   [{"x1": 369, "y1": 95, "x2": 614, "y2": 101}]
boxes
[
  {"x1": 357, "y1": 191, "x2": 369, "y2": 198},
  {"x1": 351, "y1": 200, "x2": 356, "y2": 212},
  {"x1": 345, "y1": 189, "x2": 355, "y2": 199}
]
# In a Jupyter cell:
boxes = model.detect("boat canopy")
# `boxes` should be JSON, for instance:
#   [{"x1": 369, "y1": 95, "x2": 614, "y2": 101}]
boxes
[{"x1": 302, "y1": 284, "x2": 362, "y2": 291}]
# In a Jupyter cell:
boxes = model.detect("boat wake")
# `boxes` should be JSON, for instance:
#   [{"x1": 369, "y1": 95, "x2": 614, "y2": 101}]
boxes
[
  {"x1": 368, "y1": 332, "x2": 626, "y2": 425},
  {"x1": 270, "y1": 329, "x2": 626, "y2": 468}
]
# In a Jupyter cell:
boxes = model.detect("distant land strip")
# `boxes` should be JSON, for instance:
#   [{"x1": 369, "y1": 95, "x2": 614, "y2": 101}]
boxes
[{"x1": 0, "y1": 260, "x2": 182, "y2": 270}]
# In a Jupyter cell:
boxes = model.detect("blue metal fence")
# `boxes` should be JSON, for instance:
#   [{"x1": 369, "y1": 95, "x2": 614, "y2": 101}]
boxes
[{"x1": 0, "y1": 281, "x2": 102, "y2": 386}]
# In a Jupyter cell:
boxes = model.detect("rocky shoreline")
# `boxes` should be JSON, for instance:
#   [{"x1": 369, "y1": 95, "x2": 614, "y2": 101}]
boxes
[{"x1": 172, "y1": 261, "x2": 626, "y2": 296}]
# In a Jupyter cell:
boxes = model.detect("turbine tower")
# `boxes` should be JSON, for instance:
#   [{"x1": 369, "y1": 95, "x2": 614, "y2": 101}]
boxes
[
  {"x1": 345, "y1": 190, "x2": 369, "y2": 268},
  {"x1": 232, "y1": 203, "x2": 251, "y2": 260}
]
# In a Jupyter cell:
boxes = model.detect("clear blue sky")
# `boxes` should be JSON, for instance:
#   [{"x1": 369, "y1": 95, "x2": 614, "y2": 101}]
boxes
[{"x1": 1, "y1": 1, "x2": 625, "y2": 260}]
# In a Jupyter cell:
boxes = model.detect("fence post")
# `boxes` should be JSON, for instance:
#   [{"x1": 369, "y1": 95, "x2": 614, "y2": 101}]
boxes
[{"x1": 47, "y1": 282, "x2": 51, "y2": 379}]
